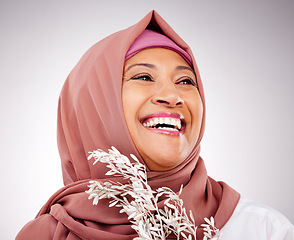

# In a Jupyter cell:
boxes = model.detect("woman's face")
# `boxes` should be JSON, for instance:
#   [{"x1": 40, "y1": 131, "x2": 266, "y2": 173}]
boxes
[{"x1": 122, "y1": 48, "x2": 203, "y2": 171}]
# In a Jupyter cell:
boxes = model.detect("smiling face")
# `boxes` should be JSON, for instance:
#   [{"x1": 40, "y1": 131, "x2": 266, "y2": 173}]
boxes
[{"x1": 122, "y1": 48, "x2": 203, "y2": 171}]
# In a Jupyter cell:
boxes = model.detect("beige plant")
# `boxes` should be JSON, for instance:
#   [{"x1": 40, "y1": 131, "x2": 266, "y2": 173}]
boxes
[{"x1": 86, "y1": 147, "x2": 222, "y2": 240}]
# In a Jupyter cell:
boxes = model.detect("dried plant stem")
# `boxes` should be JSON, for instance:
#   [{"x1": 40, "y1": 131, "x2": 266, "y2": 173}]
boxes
[{"x1": 86, "y1": 147, "x2": 221, "y2": 240}]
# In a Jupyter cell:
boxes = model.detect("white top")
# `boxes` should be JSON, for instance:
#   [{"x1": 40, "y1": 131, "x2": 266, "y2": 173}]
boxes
[{"x1": 220, "y1": 197, "x2": 294, "y2": 239}]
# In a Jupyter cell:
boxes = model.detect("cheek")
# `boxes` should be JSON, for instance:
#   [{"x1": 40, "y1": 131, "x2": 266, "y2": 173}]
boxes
[
  {"x1": 122, "y1": 87, "x2": 134, "y2": 127},
  {"x1": 192, "y1": 95, "x2": 203, "y2": 121},
  {"x1": 186, "y1": 92, "x2": 203, "y2": 140},
  {"x1": 122, "y1": 85, "x2": 146, "y2": 128}
]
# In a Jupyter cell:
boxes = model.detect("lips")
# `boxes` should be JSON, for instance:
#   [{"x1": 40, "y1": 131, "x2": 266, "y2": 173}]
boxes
[{"x1": 141, "y1": 112, "x2": 185, "y2": 136}]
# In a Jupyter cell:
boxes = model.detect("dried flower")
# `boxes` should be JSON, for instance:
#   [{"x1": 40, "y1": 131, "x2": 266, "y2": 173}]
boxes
[{"x1": 86, "y1": 147, "x2": 222, "y2": 240}]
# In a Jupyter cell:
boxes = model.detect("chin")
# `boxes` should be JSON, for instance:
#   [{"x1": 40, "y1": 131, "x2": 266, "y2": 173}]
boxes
[{"x1": 142, "y1": 148, "x2": 187, "y2": 171}]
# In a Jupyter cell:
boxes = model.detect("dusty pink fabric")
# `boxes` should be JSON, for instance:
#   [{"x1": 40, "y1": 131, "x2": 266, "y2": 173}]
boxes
[
  {"x1": 125, "y1": 29, "x2": 193, "y2": 67},
  {"x1": 16, "y1": 10, "x2": 240, "y2": 240}
]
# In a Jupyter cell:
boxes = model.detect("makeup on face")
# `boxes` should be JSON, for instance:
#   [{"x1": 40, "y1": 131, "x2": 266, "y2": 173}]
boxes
[{"x1": 122, "y1": 48, "x2": 203, "y2": 171}]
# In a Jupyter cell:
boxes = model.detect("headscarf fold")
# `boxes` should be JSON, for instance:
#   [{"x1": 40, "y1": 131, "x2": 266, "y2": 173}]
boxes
[
  {"x1": 125, "y1": 29, "x2": 193, "y2": 66},
  {"x1": 16, "y1": 10, "x2": 240, "y2": 240}
]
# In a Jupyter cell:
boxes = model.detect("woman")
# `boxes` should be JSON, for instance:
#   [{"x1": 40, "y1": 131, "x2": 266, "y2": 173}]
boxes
[{"x1": 16, "y1": 10, "x2": 293, "y2": 240}]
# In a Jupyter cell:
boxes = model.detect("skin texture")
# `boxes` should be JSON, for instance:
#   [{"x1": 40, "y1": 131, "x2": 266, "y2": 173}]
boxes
[{"x1": 122, "y1": 48, "x2": 203, "y2": 171}]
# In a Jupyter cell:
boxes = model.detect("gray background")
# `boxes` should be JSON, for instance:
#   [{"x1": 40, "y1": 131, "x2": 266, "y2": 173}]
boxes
[{"x1": 1, "y1": 0, "x2": 293, "y2": 239}]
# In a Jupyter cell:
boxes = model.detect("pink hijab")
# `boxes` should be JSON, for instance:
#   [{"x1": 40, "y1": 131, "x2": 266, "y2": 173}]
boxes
[{"x1": 16, "y1": 10, "x2": 240, "y2": 239}]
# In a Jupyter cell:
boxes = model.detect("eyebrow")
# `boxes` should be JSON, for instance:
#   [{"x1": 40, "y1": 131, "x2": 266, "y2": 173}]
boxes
[
  {"x1": 175, "y1": 65, "x2": 195, "y2": 74},
  {"x1": 124, "y1": 63, "x2": 157, "y2": 73},
  {"x1": 124, "y1": 62, "x2": 195, "y2": 75}
]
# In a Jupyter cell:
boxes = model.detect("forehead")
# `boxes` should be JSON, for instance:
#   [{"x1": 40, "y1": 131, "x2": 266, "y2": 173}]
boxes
[{"x1": 124, "y1": 47, "x2": 191, "y2": 68}]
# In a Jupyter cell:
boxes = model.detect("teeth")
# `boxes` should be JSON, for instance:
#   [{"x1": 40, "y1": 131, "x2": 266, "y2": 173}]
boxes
[
  {"x1": 157, "y1": 127, "x2": 178, "y2": 131},
  {"x1": 164, "y1": 118, "x2": 171, "y2": 125},
  {"x1": 143, "y1": 117, "x2": 182, "y2": 130},
  {"x1": 176, "y1": 121, "x2": 181, "y2": 130},
  {"x1": 171, "y1": 118, "x2": 176, "y2": 127},
  {"x1": 149, "y1": 120, "x2": 154, "y2": 127}
]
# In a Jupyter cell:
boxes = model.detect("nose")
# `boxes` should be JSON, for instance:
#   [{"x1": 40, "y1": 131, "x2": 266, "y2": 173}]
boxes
[{"x1": 151, "y1": 82, "x2": 184, "y2": 107}]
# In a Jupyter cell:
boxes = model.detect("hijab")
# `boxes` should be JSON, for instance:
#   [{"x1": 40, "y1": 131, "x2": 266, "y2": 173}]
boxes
[
  {"x1": 16, "y1": 10, "x2": 240, "y2": 240},
  {"x1": 124, "y1": 28, "x2": 193, "y2": 66}
]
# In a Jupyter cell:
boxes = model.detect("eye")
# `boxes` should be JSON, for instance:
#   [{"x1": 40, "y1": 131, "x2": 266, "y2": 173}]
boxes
[
  {"x1": 178, "y1": 77, "x2": 196, "y2": 86},
  {"x1": 131, "y1": 74, "x2": 153, "y2": 82}
]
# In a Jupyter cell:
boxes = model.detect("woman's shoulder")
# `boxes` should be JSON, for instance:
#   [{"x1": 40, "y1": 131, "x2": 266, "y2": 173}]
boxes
[{"x1": 220, "y1": 197, "x2": 294, "y2": 240}]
